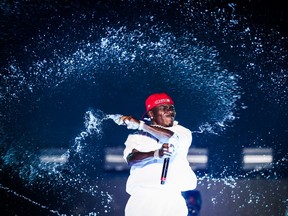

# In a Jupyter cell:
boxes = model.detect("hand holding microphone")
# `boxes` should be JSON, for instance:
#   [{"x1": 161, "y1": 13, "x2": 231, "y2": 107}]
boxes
[
  {"x1": 158, "y1": 143, "x2": 175, "y2": 185},
  {"x1": 108, "y1": 114, "x2": 177, "y2": 185},
  {"x1": 160, "y1": 143, "x2": 175, "y2": 158}
]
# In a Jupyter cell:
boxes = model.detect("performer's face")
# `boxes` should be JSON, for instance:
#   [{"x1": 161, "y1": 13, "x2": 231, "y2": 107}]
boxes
[{"x1": 149, "y1": 104, "x2": 176, "y2": 127}]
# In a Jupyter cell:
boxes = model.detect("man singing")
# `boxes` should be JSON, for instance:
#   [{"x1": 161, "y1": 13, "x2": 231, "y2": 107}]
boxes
[{"x1": 117, "y1": 92, "x2": 197, "y2": 216}]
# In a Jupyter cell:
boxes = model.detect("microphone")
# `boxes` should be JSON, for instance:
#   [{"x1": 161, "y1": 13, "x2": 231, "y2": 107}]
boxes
[{"x1": 160, "y1": 157, "x2": 170, "y2": 185}]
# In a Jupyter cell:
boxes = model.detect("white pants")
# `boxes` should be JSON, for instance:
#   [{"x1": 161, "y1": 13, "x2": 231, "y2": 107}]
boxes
[{"x1": 125, "y1": 188, "x2": 188, "y2": 216}]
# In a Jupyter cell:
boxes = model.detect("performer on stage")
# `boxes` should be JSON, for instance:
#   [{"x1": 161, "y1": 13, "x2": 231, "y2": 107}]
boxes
[{"x1": 116, "y1": 92, "x2": 197, "y2": 216}]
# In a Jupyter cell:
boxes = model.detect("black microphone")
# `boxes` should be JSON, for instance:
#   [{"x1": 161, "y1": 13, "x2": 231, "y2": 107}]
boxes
[{"x1": 160, "y1": 157, "x2": 170, "y2": 185}]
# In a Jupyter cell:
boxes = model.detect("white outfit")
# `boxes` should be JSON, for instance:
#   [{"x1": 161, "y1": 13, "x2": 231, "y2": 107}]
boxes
[{"x1": 123, "y1": 122, "x2": 197, "y2": 216}]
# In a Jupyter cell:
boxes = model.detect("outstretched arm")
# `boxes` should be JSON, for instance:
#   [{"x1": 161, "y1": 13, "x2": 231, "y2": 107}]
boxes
[
  {"x1": 120, "y1": 115, "x2": 174, "y2": 143},
  {"x1": 110, "y1": 115, "x2": 176, "y2": 164}
]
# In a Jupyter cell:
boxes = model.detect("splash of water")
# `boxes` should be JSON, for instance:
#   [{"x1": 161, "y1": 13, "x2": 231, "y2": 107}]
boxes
[
  {"x1": 0, "y1": 0, "x2": 287, "y2": 215},
  {"x1": 0, "y1": 109, "x2": 113, "y2": 215},
  {"x1": 197, "y1": 164, "x2": 286, "y2": 212},
  {"x1": 69, "y1": 110, "x2": 106, "y2": 154},
  {"x1": 1, "y1": 25, "x2": 243, "y2": 135}
]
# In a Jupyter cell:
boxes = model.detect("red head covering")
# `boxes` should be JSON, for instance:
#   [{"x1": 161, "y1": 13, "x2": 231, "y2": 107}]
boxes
[{"x1": 144, "y1": 93, "x2": 174, "y2": 115}]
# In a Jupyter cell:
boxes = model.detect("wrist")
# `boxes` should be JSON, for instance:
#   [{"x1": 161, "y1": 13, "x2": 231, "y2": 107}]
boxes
[{"x1": 153, "y1": 149, "x2": 160, "y2": 158}]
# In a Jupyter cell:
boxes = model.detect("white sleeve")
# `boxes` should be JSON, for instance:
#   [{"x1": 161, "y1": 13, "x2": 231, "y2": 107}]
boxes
[
  {"x1": 169, "y1": 125, "x2": 192, "y2": 149},
  {"x1": 123, "y1": 133, "x2": 160, "y2": 162},
  {"x1": 123, "y1": 134, "x2": 138, "y2": 162}
]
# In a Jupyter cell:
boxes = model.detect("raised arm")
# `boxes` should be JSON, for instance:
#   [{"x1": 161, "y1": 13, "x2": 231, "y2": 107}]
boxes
[
  {"x1": 109, "y1": 115, "x2": 176, "y2": 164},
  {"x1": 120, "y1": 115, "x2": 174, "y2": 142}
]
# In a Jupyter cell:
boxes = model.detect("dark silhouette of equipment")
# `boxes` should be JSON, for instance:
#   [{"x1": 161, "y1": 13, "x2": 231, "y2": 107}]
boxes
[{"x1": 182, "y1": 190, "x2": 202, "y2": 216}]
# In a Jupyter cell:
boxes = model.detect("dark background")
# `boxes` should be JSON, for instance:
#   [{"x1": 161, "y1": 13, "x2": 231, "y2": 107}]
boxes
[{"x1": 0, "y1": 0, "x2": 287, "y2": 215}]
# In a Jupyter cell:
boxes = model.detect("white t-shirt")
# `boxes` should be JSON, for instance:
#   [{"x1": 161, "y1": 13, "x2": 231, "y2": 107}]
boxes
[{"x1": 123, "y1": 122, "x2": 197, "y2": 195}]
